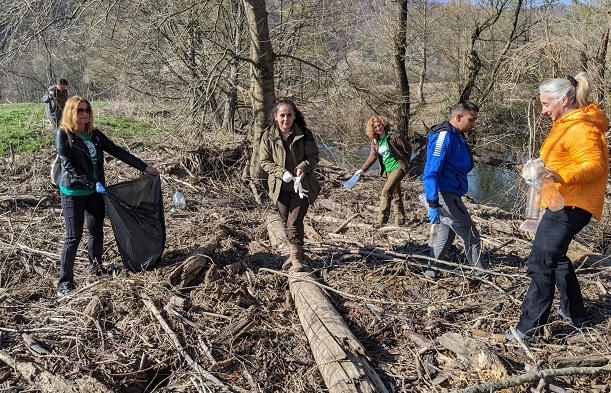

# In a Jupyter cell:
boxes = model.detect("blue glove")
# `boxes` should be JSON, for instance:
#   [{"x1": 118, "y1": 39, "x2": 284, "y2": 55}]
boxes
[
  {"x1": 95, "y1": 182, "x2": 106, "y2": 194},
  {"x1": 428, "y1": 207, "x2": 441, "y2": 224}
]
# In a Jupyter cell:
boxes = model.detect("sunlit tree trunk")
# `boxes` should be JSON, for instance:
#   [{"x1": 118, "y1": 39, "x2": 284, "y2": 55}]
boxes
[
  {"x1": 393, "y1": 0, "x2": 410, "y2": 136},
  {"x1": 244, "y1": 0, "x2": 276, "y2": 182}
]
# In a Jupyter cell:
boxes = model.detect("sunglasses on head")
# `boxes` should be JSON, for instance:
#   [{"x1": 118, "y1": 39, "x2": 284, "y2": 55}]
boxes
[{"x1": 77, "y1": 107, "x2": 91, "y2": 114}]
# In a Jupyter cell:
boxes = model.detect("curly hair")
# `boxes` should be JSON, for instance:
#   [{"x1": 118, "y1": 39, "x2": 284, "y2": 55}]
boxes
[{"x1": 365, "y1": 115, "x2": 392, "y2": 139}]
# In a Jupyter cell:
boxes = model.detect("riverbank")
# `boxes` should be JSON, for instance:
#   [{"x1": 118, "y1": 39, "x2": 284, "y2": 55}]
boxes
[{"x1": 0, "y1": 138, "x2": 610, "y2": 392}]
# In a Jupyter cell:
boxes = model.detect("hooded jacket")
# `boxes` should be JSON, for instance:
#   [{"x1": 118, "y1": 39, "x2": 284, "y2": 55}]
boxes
[
  {"x1": 361, "y1": 129, "x2": 412, "y2": 177},
  {"x1": 539, "y1": 103, "x2": 609, "y2": 220},
  {"x1": 55, "y1": 128, "x2": 148, "y2": 191},
  {"x1": 423, "y1": 121, "x2": 474, "y2": 205},
  {"x1": 259, "y1": 124, "x2": 321, "y2": 203}
]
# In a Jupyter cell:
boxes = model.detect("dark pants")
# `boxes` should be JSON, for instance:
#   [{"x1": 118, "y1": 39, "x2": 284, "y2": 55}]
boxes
[
  {"x1": 277, "y1": 190, "x2": 309, "y2": 245},
  {"x1": 49, "y1": 110, "x2": 62, "y2": 129},
  {"x1": 516, "y1": 207, "x2": 591, "y2": 335},
  {"x1": 60, "y1": 193, "x2": 105, "y2": 285},
  {"x1": 378, "y1": 168, "x2": 406, "y2": 225}
]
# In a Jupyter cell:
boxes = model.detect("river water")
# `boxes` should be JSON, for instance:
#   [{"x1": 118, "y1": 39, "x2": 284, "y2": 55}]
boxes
[{"x1": 319, "y1": 144, "x2": 524, "y2": 213}]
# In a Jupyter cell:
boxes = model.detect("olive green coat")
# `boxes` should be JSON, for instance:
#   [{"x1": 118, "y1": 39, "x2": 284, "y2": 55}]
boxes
[{"x1": 259, "y1": 124, "x2": 320, "y2": 203}]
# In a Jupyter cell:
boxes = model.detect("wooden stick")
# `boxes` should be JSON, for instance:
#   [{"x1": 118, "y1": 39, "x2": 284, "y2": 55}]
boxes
[
  {"x1": 454, "y1": 364, "x2": 611, "y2": 393},
  {"x1": 332, "y1": 213, "x2": 361, "y2": 234}
]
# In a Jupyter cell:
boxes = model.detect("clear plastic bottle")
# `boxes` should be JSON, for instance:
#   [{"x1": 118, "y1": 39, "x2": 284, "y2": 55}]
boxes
[
  {"x1": 524, "y1": 184, "x2": 542, "y2": 220},
  {"x1": 172, "y1": 191, "x2": 186, "y2": 209},
  {"x1": 428, "y1": 223, "x2": 439, "y2": 247}
]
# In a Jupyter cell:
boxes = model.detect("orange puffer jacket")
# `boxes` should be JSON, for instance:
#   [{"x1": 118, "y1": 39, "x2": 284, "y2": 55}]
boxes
[{"x1": 539, "y1": 103, "x2": 609, "y2": 220}]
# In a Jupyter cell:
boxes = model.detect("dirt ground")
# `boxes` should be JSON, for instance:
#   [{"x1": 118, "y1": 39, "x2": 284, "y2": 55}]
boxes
[{"x1": 0, "y1": 137, "x2": 610, "y2": 393}]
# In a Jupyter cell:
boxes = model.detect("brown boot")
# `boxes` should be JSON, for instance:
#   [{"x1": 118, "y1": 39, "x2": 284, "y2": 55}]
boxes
[{"x1": 282, "y1": 244, "x2": 304, "y2": 272}]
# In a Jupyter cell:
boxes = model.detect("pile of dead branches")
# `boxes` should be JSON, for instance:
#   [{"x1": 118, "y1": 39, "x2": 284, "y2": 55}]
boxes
[{"x1": 0, "y1": 138, "x2": 610, "y2": 392}]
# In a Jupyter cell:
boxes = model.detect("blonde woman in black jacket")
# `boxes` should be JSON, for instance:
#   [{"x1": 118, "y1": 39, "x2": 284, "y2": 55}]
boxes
[{"x1": 54, "y1": 96, "x2": 159, "y2": 296}]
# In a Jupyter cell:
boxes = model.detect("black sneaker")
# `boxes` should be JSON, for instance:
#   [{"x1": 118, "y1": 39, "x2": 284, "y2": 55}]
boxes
[
  {"x1": 57, "y1": 282, "x2": 73, "y2": 296},
  {"x1": 557, "y1": 309, "x2": 585, "y2": 327},
  {"x1": 91, "y1": 265, "x2": 110, "y2": 278}
]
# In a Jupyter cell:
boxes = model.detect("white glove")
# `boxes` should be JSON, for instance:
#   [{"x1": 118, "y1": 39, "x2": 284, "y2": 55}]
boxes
[
  {"x1": 282, "y1": 171, "x2": 294, "y2": 183},
  {"x1": 294, "y1": 176, "x2": 309, "y2": 199},
  {"x1": 355, "y1": 169, "x2": 363, "y2": 176}
]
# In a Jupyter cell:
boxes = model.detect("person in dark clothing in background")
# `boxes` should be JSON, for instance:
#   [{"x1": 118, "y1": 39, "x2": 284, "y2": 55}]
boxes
[{"x1": 42, "y1": 78, "x2": 69, "y2": 127}]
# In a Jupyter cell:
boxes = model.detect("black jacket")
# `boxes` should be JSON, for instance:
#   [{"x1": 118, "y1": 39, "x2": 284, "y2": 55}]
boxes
[{"x1": 55, "y1": 128, "x2": 148, "y2": 191}]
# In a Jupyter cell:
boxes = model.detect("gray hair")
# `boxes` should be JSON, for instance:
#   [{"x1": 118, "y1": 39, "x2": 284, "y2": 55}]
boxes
[{"x1": 539, "y1": 72, "x2": 590, "y2": 108}]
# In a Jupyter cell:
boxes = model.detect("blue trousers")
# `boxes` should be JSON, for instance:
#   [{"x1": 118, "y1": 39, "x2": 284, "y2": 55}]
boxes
[{"x1": 516, "y1": 206, "x2": 591, "y2": 335}]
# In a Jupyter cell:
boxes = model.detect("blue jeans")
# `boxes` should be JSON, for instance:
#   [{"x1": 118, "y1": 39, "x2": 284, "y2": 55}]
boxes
[
  {"x1": 516, "y1": 206, "x2": 591, "y2": 335},
  {"x1": 60, "y1": 193, "x2": 105, "y2": 285}
]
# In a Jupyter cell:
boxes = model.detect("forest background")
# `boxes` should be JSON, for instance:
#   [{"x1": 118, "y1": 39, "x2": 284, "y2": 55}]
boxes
[{"x1": 3, "y1": 0, "x2": 610, "y2": 156}]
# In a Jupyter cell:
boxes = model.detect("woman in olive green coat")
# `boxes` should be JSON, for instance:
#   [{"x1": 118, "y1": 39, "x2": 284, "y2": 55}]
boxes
[{"x1": 259, "y1": 98, "x2": 320, "y2": 271}]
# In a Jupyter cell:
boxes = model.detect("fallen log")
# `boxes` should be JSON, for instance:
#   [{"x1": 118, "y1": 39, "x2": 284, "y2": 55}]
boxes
[
  {"x1": 0, "y1": 350, "x2": 113, "y2": 393},
  {"x1": 265, "y1": 212, "x2": 289, "y2": 252},
  {"x1": 0, "y1": 195, "x2": 47, "y2": 206},
  {"x1": 548, "y1": 354, "x2": 609, "y2": 368},
  {"x1": 289, "y1": 272, "x2": 388, "y2": 393},
  {"x1": 168, "y1": 227, "x2": 229, "y2": 287}
]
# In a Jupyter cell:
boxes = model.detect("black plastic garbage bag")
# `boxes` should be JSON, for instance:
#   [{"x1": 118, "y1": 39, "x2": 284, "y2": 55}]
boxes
[{"x1": 103, "y1": 175, "x2": 165, "y2": 271}]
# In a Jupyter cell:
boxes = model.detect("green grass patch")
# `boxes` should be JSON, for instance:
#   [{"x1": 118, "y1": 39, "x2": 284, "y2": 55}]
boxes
[
  {"x1": 97, "y1": 114, "x2": 154, "y2": 137},
  {"x1": 0, "y1": 103, "x2": 52, "y2": 156},
  {"x1": 0, "y1": 102, "x2": 158, "y2": 156}
]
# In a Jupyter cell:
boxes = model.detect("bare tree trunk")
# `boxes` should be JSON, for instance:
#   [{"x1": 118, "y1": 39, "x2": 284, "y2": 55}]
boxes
[
  {"x1": 223, "y1": 0, "x2": 242, "y2": 133},
  {"x1": 244, "y1": 0, "x2": 276, "y2": 183},
  {"x1": 479, "y1": 0, "x2": 524, "y2": 104},
  {"x1": 460, "y1": 4, "x2": 504, "y2": 102},
  {"x1": 460, "y1": 25, "x2": 482, "y2": 102},
  {"x1": 393, "y1": 0, "x2": 410, "y2": 136},
  {"x1": 418, "y1": 44, "x2": 427, "y2": 104},
  {"x1": 290, "y1": 272, "x2": 389, "y2": 393},
  {"x1": 416, "y1": 0, "x2": 430, "y2": 104},
  {"x1": 595, "y1": 18, "x2": 610, "y2": 103}
]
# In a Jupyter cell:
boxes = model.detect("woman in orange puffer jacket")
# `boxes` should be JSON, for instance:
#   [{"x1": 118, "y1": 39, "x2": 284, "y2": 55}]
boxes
[{"x1": 507, "y1": 72, "x2": 609, "y2": 341}]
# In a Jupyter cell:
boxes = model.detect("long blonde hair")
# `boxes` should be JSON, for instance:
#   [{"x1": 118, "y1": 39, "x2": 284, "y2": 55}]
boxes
[{"x1": 58, "y1": 96, "x2": 94, "y2": 140}]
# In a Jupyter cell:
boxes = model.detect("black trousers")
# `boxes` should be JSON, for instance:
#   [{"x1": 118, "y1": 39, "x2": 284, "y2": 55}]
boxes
[
  {"x1": 516, "y1": 206, "x2": 591, "y2": 335},
  {"x1": 60, "y1": 193, "x2": 105, "y2": 285},
  {"x1": 276, "y1": 190, "x2": 309, "y2": 245}
]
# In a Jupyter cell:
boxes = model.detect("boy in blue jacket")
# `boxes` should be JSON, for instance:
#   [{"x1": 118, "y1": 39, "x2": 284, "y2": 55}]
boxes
[{"x1": 423, "y1": 100, "x2": 486, "y2": 278}]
